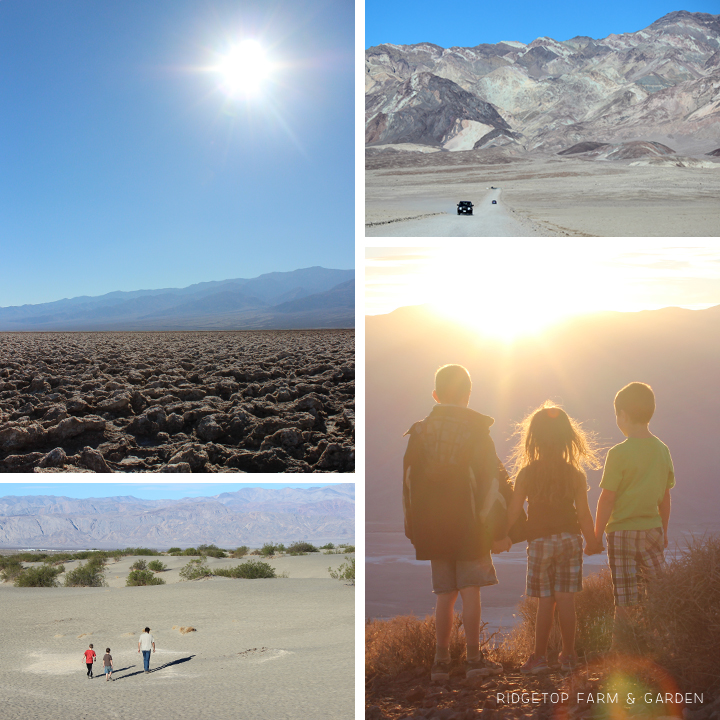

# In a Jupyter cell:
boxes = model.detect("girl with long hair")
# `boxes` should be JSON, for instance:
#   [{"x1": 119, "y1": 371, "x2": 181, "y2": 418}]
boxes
[{"x1": 503, "y1": 403, "x2": 603, "y2": 674}]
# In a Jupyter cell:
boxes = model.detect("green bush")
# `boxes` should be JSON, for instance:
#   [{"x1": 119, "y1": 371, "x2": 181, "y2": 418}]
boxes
[
  {"x1": 126, "y1": 568, "x2": 166, "y2": 586},
  {"x1": 259, "y1": 543, "x2": 277, "y2": 556},
  {"x1": 14, "y1": 565, "x2": 64, "y2": 587},
  {"x1": 320, "y1": 543, "x2": 335, "y2": 550},
  {"x1": 197, "y1": 544, "x2": 226, "y2": 558},
  {"x1": 230, "y1": 546, "x2": 249, "y2": 558},
  {"x1": 339, "y1": 544, "x2": 355, "y2": 553},
  {"x1": 182, "y1": 548, "x2": 198, "y2": 556},
  {"x1": 123, "y1": 547, "x2": 160, "y2": 556},
  {"x1": 287, "y1": 541, "x2": 318, "y2": 554},
  {"x1": 328, "y1": 557, "x2": 355, "y2": 584},
  {"x1": 64, "y1": 560, "x2": 108, "y2": 587},
  {"x1": 0, "y1": 558, "x2": 24, "y2": 582},
  {"x1": 147, "y1": 560, "x2": 167, "y2": 573},
  {"x1": 214, "y1": 560, "x2": 276, "y2": 579},
  {"x1": 179, "y1": 557, "x2": 212, "y2": 581},
  {"x1": 276, "y1": 543, "x2": 286, "y2": 553},
  {"x1": 130, "y1": 559, "x2": 148, "y2": 572},
  {"x1": 167, "y1": 547, "x2": 182, "y2": 554}
]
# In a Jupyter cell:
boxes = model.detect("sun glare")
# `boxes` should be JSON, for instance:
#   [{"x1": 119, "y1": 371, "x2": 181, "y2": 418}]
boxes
[{"x1": 216, "y1": 39, "x2": 273, "y2": 98}]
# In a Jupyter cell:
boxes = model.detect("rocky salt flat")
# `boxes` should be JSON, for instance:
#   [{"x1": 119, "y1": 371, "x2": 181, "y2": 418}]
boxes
[{"x1": 0, "y1": 331, "x2": 354, "y2": 473}]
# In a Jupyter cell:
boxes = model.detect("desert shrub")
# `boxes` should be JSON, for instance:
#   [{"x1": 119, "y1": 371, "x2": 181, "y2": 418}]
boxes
[
  {"x1": 214, "y1": 560, "x2": 276, "y2": 579},
  {"x1": 286, "y1": 541, "x2": 318, "y2": 554},
  {"x1": 110, "y1": 550, "x2": 123, "y2": 562},
  {"x1": 179, "y1": 557, "x2": 212, "y2": 581},
  {"x1": 15, "y1": 552, "x2": 50, "y2": 563},
  {"x1": 44, "y1": 552, "x2": 72, "y2": 565},
  {"x1": 614, "y1": 534, "x2": 720, "y2": 697},
  {"x1": 366, "y1": 613, "x2": 469, "y2": 680},
  {"x1": 197, "y1": 544, "x2": 226, "y2": 558},
  {"x1": 328, "y1": 557, "x2": 355, "y2": 584},
  {"x1": 230, "y1": 546, "x2": 249, "y2": 558},
  {"x1": 126, "y1": 568, "x2": 165, "y2": 586},
  {"x1": 182, "y1": 548, "x2": 198, "y2": 556},
  {"x1": 276, "y1": 543, "x2": 285, "y2": 553},
  {"x1": 320, "y1": 543, "x2": 335, "y2": 550},
  {"x1": 14, "y1": 565, "x2": 64, "y2": 587},
  {"x1": 147, "y1": 560, "x2": 167, "y2": 573},
  {"x1": 123, "y1": 547, "x2": 160, "y2": 556},
  {"x1": 339, "y1": 544, "x2": 355, "y2": 553},
  {"x1": 167, "y1": 547, "x2": 182, "y2": 555},
  {"x1": 0, "y1": 557, "x2": 24, "y2": 582},
  {"x1": 130, "y1": 559, "x2": 148, "y2": 572},
  {"x1": 259, "y1": 543, "x2": 277, "y2": 557},
  {"x1": 64, "y1": 560, "x2": 108, "y2": 587}
]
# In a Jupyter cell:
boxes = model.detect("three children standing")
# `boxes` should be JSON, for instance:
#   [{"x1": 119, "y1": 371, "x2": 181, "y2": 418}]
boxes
[{"x1": 403, "y1": 366, "x2": 675, "y2": 678}]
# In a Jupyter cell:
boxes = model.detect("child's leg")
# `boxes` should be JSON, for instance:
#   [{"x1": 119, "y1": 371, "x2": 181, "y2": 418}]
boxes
[
  {"x1": 458, "y1": 586, "x2": 480, "y2": 659},
  {"x1": 534, "y1": 596, "x2": 556, "y2": 657},
  {"x1": 435, "y1": 590, "x2": 459, "y2": 661},
  {"x1": 554, "y1": 592, "x2": 576, "y2": 656}
]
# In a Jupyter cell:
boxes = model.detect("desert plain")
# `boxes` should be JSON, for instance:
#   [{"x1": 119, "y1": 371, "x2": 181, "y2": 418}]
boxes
[
  {"x1": 0, "y1": 552, "x2": 354, "y2": 719},
  {"x1": 365, "y1": 149, "x2": 720, "y2": 237},
  {"x1": 0, "y1": 330, "x2": 354, "y2": 473}
]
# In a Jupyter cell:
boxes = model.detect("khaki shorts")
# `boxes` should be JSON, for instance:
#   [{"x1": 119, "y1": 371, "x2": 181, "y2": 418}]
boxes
[
  {"x1": 607, "y1": 527, "x2": 665, "y2": 607},
  {"x1": 430, "y1": 554, "x2": 498, "y2": 594}
]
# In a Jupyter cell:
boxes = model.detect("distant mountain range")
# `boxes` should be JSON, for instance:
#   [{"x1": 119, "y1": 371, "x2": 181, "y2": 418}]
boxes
[
  {"x1": 366, "y1": 304, "x2": 720, "y2": 536},
  {"x1": 0, "y1": 267, "x2": 354, "y2": 331},
  {"x1": 0, "y1": 484, "x2": 355, "y2": 548},
  {"x1": 366, "y1": 11, "x2": 720, "y2": 156}
]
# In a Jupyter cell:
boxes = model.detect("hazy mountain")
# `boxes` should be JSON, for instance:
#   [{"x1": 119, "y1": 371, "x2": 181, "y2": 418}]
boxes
[
  {"x1": 0, "y1": 484, "x2": 354, "y2": 548},
  {"x1": 366, "y1": 305, "x2": 720, "y2": 535},
  {"x1": 0, "y1": 267, "x2": 354, "y2": 331},
  {"x1": 366, "y1": 11, "x2": 720, "y2": 154}
]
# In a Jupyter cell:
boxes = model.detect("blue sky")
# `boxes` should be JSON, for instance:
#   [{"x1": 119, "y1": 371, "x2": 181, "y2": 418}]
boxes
[
  {"x1": 0, "y1": 483, "x2": 345, "y2": 501},
  {"x1": 0, "y1": 0, "x2": 353, "y2": 307},
  {"x1": 366, "y1": 1, "x2": 719, "y2": 47}
]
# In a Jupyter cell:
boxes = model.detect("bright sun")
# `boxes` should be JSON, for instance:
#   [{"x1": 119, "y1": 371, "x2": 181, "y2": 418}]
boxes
[{"x1": 216, "y1": 39, "x2": 272, "y2": 98}]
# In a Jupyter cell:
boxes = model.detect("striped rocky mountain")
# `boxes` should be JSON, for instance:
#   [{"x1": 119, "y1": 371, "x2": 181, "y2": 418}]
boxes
[{"x1": 366, "y1": 11, "x2": 720, "y2": 155}]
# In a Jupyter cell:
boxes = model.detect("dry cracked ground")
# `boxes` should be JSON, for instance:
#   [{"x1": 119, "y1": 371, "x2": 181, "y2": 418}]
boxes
[{"x1": 0, "y1": 331, "x2": 354, "y2": 473}]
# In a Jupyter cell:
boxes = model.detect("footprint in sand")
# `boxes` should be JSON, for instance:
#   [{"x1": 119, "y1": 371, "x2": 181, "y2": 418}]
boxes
[{"x1": 77, "y1": 633, "x2": 91, "y2": 639}]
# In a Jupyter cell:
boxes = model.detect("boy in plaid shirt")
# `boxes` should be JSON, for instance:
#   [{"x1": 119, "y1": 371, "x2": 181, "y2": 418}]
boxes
[
  {"x1": 594, "y1": 382, "x2": 674, "y2": 641},
  {"x1": 403, "y1": 364, "x2": 512, "y2": 681}
]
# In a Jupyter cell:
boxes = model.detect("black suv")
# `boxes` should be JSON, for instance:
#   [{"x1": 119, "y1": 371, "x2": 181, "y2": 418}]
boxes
[{"x1": 457, "y1": 201, "x2": 473, "y2": 215}]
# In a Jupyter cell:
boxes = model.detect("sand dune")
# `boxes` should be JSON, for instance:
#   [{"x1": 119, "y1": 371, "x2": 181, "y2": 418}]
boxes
[{"x1": 1, "y1": 554, "x2": 354, "y2": 719}]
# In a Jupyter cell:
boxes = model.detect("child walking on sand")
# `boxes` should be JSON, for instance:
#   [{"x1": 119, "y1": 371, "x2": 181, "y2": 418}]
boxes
[
  {"x1": 103, "y1": 648, "x2": 113, "y2": 681},
  {"x1": 504, "y1": 404, "x2": 603, "y2": 674},
  {"x1": 83, "y1": 644, "x2": 96, "y2": 678},
  {"x1": 594, "y1": 382, "x2": 674, "y2": 644},
  {"x1": 403, "y1": 364, "x2": 513, "y2": 681}
]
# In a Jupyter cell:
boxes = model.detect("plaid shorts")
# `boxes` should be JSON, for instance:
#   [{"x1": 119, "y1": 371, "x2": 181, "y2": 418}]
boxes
[
  {"x1": 430, "y1": 554, "x2": 498, "y2": 594},
  {"x1": 526, "y1": 533, "x2": 583, "y2": 598},
  {"x1": 607, "y1": 527, "x2": 665, "y2": 607}
]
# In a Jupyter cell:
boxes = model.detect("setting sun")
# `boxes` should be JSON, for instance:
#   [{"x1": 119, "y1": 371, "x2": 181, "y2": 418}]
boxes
[{"x1": 216, "y1": 39, "x2": 273, "y2": 98}]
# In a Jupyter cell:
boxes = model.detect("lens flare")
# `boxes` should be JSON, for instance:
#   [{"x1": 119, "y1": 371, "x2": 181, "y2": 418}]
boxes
[{"x1": 216, "y1": 39, "x2": 272, "y2": 98}]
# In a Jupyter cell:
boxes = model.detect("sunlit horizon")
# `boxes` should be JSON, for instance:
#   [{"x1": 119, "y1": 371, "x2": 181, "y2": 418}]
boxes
[{"x1": 366, "y1": 241, "x2": 720, "y2": 341}]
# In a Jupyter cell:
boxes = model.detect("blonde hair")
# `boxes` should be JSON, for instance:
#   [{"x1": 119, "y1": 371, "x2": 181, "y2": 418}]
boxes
[{"x1": 509, "y1": 402, "x2": 601, "y2": 500}]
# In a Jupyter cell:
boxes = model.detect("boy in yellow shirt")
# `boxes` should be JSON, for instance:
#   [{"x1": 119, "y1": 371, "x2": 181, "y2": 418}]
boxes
[{"x1": 593, "y1": 382, "x2": 674, "y2": 639}]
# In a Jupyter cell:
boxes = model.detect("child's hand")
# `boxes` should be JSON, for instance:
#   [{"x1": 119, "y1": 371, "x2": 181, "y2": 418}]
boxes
[
  {"x1": 492, "y1": 537, "x2": 512, "y2": 554},
  {"x1": 584, "y1": 540, "x2": 604, "y2": 555}
]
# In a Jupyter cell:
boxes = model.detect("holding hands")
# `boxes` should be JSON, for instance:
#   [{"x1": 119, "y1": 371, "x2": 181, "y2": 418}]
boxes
[
  {"x1": 584, "y1": 534, "x2": 605, "y2": 555},
  {"x1": 492, "y1": 536, "x2": 513, "y2": 554}
]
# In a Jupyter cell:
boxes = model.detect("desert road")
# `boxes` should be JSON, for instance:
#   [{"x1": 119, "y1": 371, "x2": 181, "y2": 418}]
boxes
[{"x1": 365, "y1": 188, "x2": 542, "y2": 237}]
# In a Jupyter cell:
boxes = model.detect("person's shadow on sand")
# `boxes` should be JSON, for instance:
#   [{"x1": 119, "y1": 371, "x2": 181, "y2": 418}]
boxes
[{"x1": 114, "y1": 656, "x2": 195, "y2": 681}]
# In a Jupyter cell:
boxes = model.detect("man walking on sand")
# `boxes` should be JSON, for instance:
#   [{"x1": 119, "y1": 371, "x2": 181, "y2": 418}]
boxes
[{"x1": 138, "y1": 627, "x2": 155, "y2": 673}]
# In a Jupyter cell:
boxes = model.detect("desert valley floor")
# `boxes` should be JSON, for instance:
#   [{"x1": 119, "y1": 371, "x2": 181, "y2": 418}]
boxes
[
  {"x1": 0, "y1": 553, "x2": 354, "y2": 720},
  {"x1": 0, "y1": 330, "x2": 354, "y2": 473},
  {"x1": 365, "y1": 151, "x2": 720, "y2": 237}
]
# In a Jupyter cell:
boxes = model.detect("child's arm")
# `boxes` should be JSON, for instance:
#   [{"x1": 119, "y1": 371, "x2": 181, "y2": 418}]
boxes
[
  {"x1": 492, "y1": 475, "x2": 526, "y2": 552},
  {"x1": 658, "y1": 488, "x2": 671, "y2": 548},
  {"x1": 594, "y1": 488, "x2": 616, "y2": 543},
  {"x1": 575, "y1": 476, "x2": 602, "y2": 554}
]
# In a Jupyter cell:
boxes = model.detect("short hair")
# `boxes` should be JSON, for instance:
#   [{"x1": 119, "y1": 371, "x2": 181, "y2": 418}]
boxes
[
  {"x1": 89, "y1": 644, "x2": 93, "y2": 648},
  {"x1": 106, "y1": 648, "x2": 110, "y2": 653},
  {"x1": 614, "y1": 382, "x2": 655, "y2": 424},
  {"x1": 144, "y1": 627, "x2": 150, "y2": 633},
  {"x1": 434, "y1": 364, "x2": 472, "y2": 403}
]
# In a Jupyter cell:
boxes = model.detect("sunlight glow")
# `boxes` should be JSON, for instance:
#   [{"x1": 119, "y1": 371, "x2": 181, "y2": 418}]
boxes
[{"x1": 216, "y1": 39, "x2": 273, "y2": 98}]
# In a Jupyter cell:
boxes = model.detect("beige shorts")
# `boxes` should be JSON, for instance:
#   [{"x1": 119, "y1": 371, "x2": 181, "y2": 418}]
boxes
[{"x1": 430, "y1": 554, "x2": 498, "y2": 594}]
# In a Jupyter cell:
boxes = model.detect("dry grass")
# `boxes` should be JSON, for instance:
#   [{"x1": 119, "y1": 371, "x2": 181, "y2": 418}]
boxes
[
  {"x1": 617, "y1": 534, "x2": 720, "y2": 697},
  {"x1": 172, "y1": 626, "x2": 197, "y2": 635},
  {"x1": 366, "y1": 613, "x2": 489, "y2": 680}
]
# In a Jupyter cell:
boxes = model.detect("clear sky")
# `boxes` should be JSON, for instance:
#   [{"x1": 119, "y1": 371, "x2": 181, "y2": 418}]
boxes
[
  {"x1": 366, "y1": 1, "x2": 719, "y2": 48},
  {"x1": 0, "y1": 483, "x2": 346, "y2": 501},
  {"x1": 0, "y1": 0, "x2": 353, "y2": 307},
  {"x1": 366, "y1": 241, "x2": 720, "y2": 338}
]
